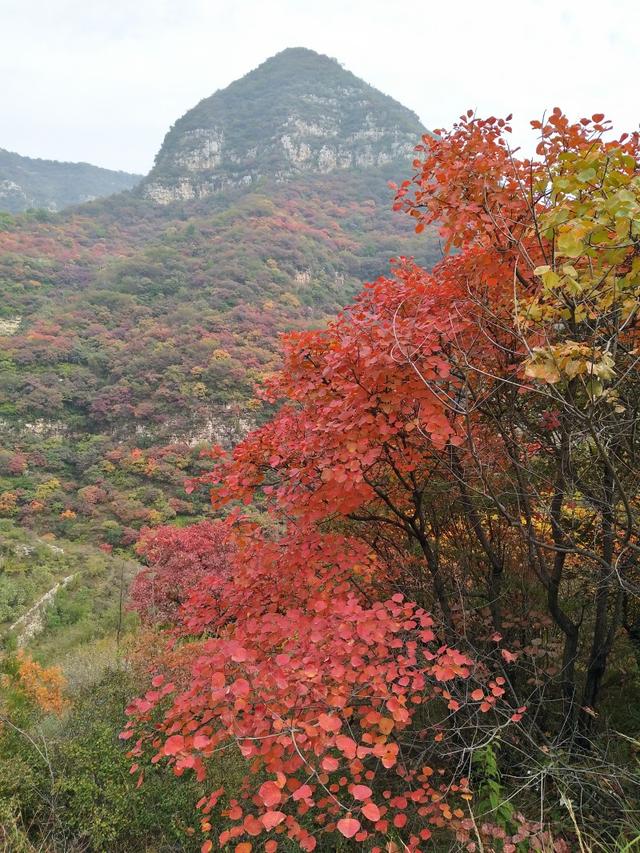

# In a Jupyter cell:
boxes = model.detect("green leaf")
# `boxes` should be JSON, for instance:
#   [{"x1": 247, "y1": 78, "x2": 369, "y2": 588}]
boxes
[
  {"x1": 557, "y1": 232, "x2": 584, "y2": 258},
  {"x1": 577, "y1": 167, "x2": 597, "y2": 183},
  {"x1": 542, "y1": 270, "x2": 561, "y2": 290}
]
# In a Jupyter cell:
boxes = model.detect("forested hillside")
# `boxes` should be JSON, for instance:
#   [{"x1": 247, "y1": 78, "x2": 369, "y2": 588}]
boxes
[
  {"x1": 0, "y1": 169, "x2": 438, "y2": 542},
  {"x1": 0, "y1": 49, "x2": 436, "y2": 544},
  {"x1": 143, "y1": 47, "x2": 425, "y2": 202},
  {"x1": 0, "y1": 148, "x2": 140, "y2": 213}
]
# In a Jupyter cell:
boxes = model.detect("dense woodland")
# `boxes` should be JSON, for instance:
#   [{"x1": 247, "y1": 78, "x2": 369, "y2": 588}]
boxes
[
  {"x1": 0, "y1": 166, "x2": 438, "y2": 544},
  {"x1": 1, "y1": 105, "x2": 640, "y2": 853}
]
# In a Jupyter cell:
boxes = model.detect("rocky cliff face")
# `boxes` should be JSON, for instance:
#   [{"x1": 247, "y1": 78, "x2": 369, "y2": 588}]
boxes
[
  {"x1": 142, "y1": 48, "x2": 425, "y2": 204},
  {"x1": 0, "y1": 149, "x2": 141, "y2": 213}
]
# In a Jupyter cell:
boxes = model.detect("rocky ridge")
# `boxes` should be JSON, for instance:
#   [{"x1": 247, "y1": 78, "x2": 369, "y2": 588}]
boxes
[{"x1": 142, "y1": 47, "x2": 425, "y2": 203}]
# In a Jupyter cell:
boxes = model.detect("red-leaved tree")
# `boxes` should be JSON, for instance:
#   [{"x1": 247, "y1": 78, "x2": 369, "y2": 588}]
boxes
[
  {"x1": 124, "y1": 109, "x2": 640, "y2": 850},
  {"x1": 131, "y1": 520, "x2": 234, "y2": 626}
]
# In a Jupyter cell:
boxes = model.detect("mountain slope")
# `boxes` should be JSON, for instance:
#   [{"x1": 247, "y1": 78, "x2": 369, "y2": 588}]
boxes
[
  {"x1": 0, "y1": 49, "x2": 437, "y2": 543},
  {"x1": 143, "y1": 47, "x2": 425, "y2": 202},
  {"x1": 0, "y1": 148, "x2": 141, "y2": 213},
  {"x1": 0, "y1": 518, "x2": 139, "y2": 662}
]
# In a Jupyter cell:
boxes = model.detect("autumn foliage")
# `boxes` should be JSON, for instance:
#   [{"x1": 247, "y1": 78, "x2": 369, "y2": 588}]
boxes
[
  {"x1": 0, "y1": 169, "x2": 438, "y2": 541},
  {"x1": 1, "y1": 650, "x2": 67, "y2": 716},
  {"x1": 125, "y1": 110, "x2": 640, "y2": 851},
  {"x1": 125, "y1": 521, "x2": 504, "y2": 851},
  {"x1": 131, "y1": 520, "x2": 234, "y2": 625}
]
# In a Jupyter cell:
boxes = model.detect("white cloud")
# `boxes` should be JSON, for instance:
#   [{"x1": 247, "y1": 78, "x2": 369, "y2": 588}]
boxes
[{"x1": 1, "y1": 0, "x2": 638, "y2": 173}]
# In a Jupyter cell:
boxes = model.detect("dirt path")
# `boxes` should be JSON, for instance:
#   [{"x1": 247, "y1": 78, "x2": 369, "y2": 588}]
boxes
[{"x1": 10, "y1": 574, "x2": 74, "y2": 646}]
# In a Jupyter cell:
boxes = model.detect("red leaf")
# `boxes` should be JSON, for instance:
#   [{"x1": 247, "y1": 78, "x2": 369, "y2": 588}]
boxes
[
  {"x1": 292, "y1": 784, "x2": 313, "y2": 801},
  {"x1": 350, "y1": 784, "x2": 372, "y2": 801},
  {"x1": 193, "y1": 734, "x2": 210, "y2": 750},
  {"x1": 261, "y1": 810, "x2": 286, "y2": 830},
  {"x1": 318, "y1": 713, "x2": 341, "y2": 733},
  {"x1": 335, "y1": 735, "x2": 357, "y2": 759},
  {"x1": 163, "y1": 735, "x2": 185, "y2": 755},
  {"x1": 337, "y1": 817, "x2": 361, "y2": 838},
  {"x1": 362, "y1": 802, "x2": 381, "y2": 822},
  {"x1": 258, "y1": 781, "x2": 282, "y2": 808}
]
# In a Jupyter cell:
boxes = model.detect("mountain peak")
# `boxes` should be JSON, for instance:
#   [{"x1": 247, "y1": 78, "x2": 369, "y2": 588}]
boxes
[
  {"x1": 256, "y1": 46, "x2": 340, "y2": 65},
  {"x1": 142, "y1": 48, "x2": 424, "y2": 204}
]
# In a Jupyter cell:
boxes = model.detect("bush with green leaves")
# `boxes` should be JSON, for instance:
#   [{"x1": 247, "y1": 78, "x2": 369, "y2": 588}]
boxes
[{"x1": 0, "y1": 667, "x2": 246, "y2": 852}]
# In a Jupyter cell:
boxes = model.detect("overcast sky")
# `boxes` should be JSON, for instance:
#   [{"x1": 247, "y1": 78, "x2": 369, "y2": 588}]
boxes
[{"x1": 2, "y1": 0, "x2": 639, "y2": 175}]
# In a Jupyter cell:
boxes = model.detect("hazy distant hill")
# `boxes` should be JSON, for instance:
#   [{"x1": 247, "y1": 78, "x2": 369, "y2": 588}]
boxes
[{"x1": 0, "y1": 148, "x2": 141, "y2": 213}]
